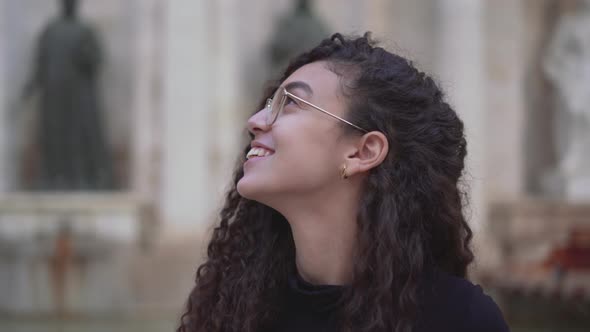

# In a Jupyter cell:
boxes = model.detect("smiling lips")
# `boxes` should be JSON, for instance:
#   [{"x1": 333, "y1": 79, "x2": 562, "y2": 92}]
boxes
[{"x1": 246, "y1": 147, "x2": 274, "y2": 160}]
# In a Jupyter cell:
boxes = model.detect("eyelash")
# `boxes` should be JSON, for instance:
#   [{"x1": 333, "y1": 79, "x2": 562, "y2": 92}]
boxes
[{"x1": 284, "y1": 96, "x2": 298, "y2": 108}]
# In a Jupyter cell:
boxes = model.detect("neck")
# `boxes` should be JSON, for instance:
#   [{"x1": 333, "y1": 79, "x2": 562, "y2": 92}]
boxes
[{"x1": 274, "y1": 181, "x2": 361, "y2": 285}]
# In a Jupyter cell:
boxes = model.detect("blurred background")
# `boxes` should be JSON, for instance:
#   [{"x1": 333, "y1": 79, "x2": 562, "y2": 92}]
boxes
[{"x1": 0, "y1": 0, "x2": 589, "y2": 331}]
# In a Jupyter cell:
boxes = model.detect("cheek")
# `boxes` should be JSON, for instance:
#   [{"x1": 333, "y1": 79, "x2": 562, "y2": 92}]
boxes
[
  {"x1": 275, "y1": 133, "x2": 340, "y2": 186},
  {"x1": 237, "y1": 121, "x2": 342, "y2": 200}
]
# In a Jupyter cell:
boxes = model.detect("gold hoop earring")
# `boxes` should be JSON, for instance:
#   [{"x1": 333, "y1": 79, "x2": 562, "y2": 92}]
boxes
[{"x1": 340, "y1": 164, "x2": 349, "y2": 180}]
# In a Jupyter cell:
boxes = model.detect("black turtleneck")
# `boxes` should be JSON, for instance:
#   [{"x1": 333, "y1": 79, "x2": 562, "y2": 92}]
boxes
[{"x1": 264, "y1": 269, "x2": 510, "y2": 332}]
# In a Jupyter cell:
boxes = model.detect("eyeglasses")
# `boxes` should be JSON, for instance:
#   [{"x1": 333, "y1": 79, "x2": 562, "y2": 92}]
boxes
[{"x1": 265, "y1": 87, "x2": 368, "y2": 133}]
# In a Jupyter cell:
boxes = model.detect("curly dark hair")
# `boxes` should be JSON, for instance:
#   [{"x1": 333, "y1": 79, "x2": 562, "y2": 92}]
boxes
[{"x1": 177, "y1": 32, "x2": 473, "y2": 332}]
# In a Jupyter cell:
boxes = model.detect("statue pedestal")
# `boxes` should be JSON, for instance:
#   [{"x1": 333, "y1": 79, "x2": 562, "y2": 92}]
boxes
[
  {"x1": 484, "y1": 198, "x2": 590, "y2": 325},
  {"x1": 0, "y1": 192, "x2": 140, "y2": 316},
  {"x1": 489, "y1": 198, "x2": 590, "y2": 267}
]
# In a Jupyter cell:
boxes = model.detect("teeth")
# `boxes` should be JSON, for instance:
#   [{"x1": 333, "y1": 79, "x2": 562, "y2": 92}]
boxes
[
  {"x1": 247, "y1": 147, "x2": 273, "y2": 159},
  {"x1": 246, "y1": 149, "x2": 256, "y2": 159}
]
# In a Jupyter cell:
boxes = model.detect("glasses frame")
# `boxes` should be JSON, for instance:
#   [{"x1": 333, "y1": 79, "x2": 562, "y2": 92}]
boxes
[{"x1": 266, "y1": 87, "x2": 368, "y2": 133}]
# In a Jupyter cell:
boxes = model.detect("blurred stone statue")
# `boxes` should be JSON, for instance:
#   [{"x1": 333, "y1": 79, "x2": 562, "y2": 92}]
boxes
[
  {"x1": 542, "y1": 0, "x2": 590, "y2": 200},
  {"x1": 268, "y1": 0, "x2": 329, "y2": 76},
  {"x1": 22, "y1": 0, "x2": 115, "y2": 190}
]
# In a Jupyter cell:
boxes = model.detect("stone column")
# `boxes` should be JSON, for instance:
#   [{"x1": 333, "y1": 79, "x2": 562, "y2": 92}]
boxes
[
  {"x1": 434, "y1": 0, "x2": 494, "y2": 268},
  {"x1": 211, "y1": 0, "x2": 242, "y2": 198},
  {"x1": 129, "y1": 0, "x2": 165, "y2": 246},
  {"x1": 132, "y1": 0, "x2": 158, "y2": 198},
  {"x1": 386, "y1": 0, "x2": 437, "y2": 72},
  {"x1": 0, "y1": 0, "x2": 6, "y2": 192},
  {"x1": 363, "y1": 0, "x2": 388, "y2": 37},
  {"x1": 484, "y1": 0, "x2": 526, "y2": 200},
  {"x1": 161, "y1": 0, "x2": 213, "y2": 229}
]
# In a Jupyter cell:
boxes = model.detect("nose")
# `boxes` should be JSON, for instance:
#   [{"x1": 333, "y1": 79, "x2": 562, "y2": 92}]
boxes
[{"x1": 247, "y1": 107, "x2": 271, "y2": 136}]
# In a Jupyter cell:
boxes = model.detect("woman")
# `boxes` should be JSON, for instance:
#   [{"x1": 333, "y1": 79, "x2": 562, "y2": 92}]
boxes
[{"x1": 178, "y1": 33, "x2": 509, "y2": 332}]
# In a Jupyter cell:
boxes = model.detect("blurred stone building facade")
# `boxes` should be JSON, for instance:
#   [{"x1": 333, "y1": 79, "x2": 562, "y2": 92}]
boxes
[{"x1": 0, "y1": 0, "x2": 587, "y2": 326}]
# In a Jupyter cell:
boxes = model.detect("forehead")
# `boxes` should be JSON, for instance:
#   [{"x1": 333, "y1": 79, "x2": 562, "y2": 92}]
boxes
[{"x1": 282, "y1": 61, "x2": 341, "y2": 98}]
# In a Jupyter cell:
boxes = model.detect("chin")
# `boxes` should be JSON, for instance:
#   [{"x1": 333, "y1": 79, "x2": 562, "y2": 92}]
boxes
[
  {"x1": 236, "y1": 176, "x2": 262, "y2": 200},
  {"x1": 237, "y1": 177, "x2": 276, "y2": 207},
  {"x1": 236, "y1": 180, "x2": 251, "y2": 199}
]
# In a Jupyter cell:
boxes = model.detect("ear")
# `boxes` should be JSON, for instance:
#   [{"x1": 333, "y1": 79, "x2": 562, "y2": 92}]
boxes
[{"x1": 345, "y1": 131, "x2": 389, "y2": 176}]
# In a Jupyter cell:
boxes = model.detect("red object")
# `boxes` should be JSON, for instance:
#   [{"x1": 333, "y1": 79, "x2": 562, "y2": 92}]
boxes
[{"x1": 543, "y1": 228, "x2": 590, "y2": 270}]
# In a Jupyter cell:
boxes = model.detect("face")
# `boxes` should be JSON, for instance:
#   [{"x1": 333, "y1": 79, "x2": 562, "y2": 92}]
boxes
[{"x1": 237, "y1": 61, "x2": 354, "y2": 206}]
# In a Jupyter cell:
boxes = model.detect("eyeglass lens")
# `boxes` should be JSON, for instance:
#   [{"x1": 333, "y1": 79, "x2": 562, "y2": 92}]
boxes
[{"x1": 267, "y1": 88, "x2": 284, "y2": 125}]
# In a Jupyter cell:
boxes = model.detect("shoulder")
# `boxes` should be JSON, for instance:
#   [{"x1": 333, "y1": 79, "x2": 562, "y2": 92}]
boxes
[{"x1": 415, "y1": 269, "x2": 510, "y2": 332}]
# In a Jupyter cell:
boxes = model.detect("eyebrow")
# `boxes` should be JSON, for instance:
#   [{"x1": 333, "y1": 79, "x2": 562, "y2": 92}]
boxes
[{"x1": 283, "y1": 81, "x2": 313, "y2": 96}]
